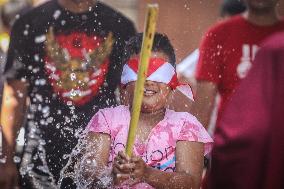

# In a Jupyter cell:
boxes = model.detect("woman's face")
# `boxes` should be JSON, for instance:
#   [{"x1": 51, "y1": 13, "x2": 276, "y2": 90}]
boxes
[
  {"x1": 126, "y1": 80, "x2": 171, "y2": 113},
  {"x1": 125, "y1": 52, "x2": 172, "y2": 113}
]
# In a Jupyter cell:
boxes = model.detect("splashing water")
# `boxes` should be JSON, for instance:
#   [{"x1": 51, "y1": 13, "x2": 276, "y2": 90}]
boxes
[
  {"x1": 19, "y1": 120, "x2": 58, "y2": 189},
  {"x1": 58, "y1": 128, "x2": 113, "y2": 189}
]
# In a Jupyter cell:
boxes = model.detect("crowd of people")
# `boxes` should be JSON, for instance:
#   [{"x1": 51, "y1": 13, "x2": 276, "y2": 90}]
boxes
[{"x1": 0, "y1": 0, "x2": 283, "y2": 189}]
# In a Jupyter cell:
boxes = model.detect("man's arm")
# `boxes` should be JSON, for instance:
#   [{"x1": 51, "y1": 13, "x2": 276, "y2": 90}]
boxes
[
  {"x1": 191, "y1": 80, "x2": 217, "y2": 129},
  {"x1": 167, "y1": 87, "x2": 194, "y2": 113},
  {"x1": 1, "y1": 80, "x2": 28, "y2": 161},
  {"x1": 0, "y1": 80, "x2": 28, "y2": 189}
]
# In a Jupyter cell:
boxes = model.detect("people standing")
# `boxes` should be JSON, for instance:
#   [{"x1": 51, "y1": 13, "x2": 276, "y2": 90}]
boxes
[
  {"x1": 192, "y1": 0, "x2": 284, "y2": 130},
  {"x1": 205, "y1": 31, "x2": 284, "y2": 189},
  {"x1": 177, "y1": 0, "x2": 246, "y2": 89},
  {"x1": 176, "y1": 0, "x2": 246, "y2": 134},
  {"x1": 0, "y1": 0, "x2": 136, "y2": 188}
]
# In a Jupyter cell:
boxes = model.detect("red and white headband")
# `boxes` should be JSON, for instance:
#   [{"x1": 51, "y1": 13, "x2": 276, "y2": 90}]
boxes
[{"x1": 121, "y1": 57, "x2": 194, "y2": 101}]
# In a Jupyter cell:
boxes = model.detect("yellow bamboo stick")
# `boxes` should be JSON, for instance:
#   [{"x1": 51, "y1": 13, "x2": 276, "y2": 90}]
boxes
[{"x1": 125, "y1": 4, "x2": 159, "y2": 157}]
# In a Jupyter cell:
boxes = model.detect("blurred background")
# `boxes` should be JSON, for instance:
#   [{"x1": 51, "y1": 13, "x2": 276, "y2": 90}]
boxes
[
  {"x1": 0, "y1": 0, "x2": 284, "y2": 62},
  {"x1": 0, "y1": 0, "x2": 284, "y2": 149},
  {"x1": 104, "y1": 0, "x2": 284, "y2": 62}
]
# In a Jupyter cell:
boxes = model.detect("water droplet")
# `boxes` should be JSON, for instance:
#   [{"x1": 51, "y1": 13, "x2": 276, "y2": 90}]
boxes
[{"x1": 13, "y1": 156, "x2": 21, "y2": 163}]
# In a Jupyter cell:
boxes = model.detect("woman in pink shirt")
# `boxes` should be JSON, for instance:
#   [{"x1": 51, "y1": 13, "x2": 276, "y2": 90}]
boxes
[{"x1": 80, "y1": 33, "x2": 213, "y2": 189}]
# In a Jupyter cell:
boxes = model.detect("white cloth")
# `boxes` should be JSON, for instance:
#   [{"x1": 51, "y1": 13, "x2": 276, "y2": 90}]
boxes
[{"x1": 177, "y1": 49, "x2": 199, "y2": 79}]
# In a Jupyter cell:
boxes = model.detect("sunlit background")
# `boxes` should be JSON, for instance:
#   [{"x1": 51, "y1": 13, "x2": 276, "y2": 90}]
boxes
[
  {"x1": 0, "y1": 0, "x2": 283, "y2": 61},
  {"x1": 1, "y1": 0, "x2": 284, "y2": 153}
]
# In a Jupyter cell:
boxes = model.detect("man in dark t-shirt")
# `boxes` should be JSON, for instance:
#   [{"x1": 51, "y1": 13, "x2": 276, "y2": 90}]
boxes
[{"x1": 0, "y1": 0, "x2": 136, "y2": 188}]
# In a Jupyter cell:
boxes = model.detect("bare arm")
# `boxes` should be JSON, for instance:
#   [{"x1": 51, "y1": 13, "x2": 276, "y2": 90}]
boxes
[
  {"x1": 1, "y1": 80, "x2": 28, "y2": 163},
  {"x1": 79, "y1": 132, "x2": 111, "y2": 188},
  {"x1": 167, "y1": 88, "x2": 194, "y2": 113},
  {"x1": 191, "y1": 81, "x2": 217, "y2": 129},
  {"x1": 0, "y1": 80, "x2": 28, "y2": 189},
  {"x1": 143, "y1": 141, "x2": 204, "y2": 189}
]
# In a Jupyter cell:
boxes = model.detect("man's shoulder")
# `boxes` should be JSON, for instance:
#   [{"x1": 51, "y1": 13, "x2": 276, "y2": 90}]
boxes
[
  {"x1": 97, "y1": 2, "x2": 130, "y2": 21},
  {"x1": 13, "y1": 1, "x2": 56, "y2": 28},
  {"x1": 97, "y1": 2, "x2": 135, "y2": 29},
  {"x1": 207, "y1": 15, "x2": 244, "y2": 34}
]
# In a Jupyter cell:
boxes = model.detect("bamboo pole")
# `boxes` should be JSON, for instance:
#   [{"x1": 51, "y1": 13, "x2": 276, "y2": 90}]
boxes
[{"x1": 125, "y1": 4, "x2": 159, "y2": 157}]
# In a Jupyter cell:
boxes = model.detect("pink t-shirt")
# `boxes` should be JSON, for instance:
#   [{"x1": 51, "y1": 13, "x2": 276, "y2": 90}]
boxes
[{"x1": 87, "y1": 105, "x2": 213, "y2": 188}]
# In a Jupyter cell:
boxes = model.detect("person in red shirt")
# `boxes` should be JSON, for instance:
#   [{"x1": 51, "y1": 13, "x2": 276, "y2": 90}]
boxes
[
  {"x1": 191, "y1": 0, "x2": 284, "y2": 129},
  {"x1": 205, "y1": 31, "x2": 284, "y2": 189}
]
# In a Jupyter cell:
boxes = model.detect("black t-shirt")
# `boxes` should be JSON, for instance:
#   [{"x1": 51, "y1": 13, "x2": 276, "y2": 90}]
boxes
[{"x1": 4, "y1": 0, "x2": 135, "y2": 181}]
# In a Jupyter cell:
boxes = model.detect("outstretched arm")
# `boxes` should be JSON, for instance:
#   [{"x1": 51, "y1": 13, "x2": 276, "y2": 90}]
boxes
[
  {"x1": 191, "y1": 81, "x2": 217, "y2": 129},
  {"x1": 79, "y1": 132, "x2": 111, "y2": 188}
]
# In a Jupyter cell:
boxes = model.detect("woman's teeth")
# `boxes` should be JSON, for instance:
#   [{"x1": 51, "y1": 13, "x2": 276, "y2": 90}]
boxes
[{"x1": 144, "y1": 89, "x2": 156, "y2": 96}]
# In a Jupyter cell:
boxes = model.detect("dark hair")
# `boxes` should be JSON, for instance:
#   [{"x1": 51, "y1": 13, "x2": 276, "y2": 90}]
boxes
[
  {"x1": 220, "y1": 0, "x2": 246, "y2": 17},
  {"x1": 122, "y1": 32, "x2": 176, "y2": 68}
]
